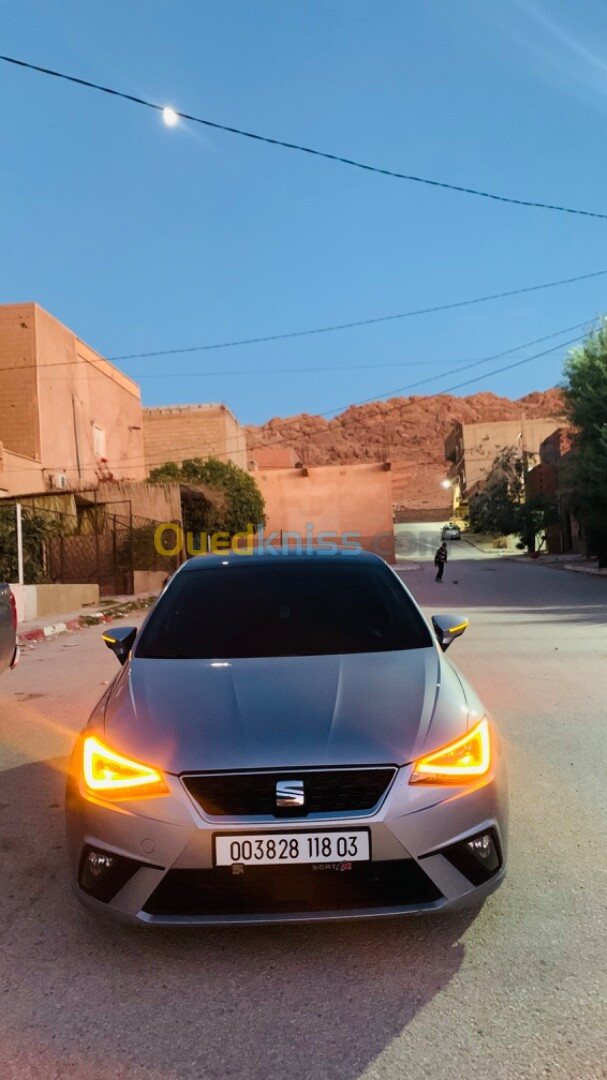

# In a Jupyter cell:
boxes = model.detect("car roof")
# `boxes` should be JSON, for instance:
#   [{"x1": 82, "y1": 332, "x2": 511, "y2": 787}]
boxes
[{"x1": 179, "y1": 549, "x2": 385, "y2": 572}]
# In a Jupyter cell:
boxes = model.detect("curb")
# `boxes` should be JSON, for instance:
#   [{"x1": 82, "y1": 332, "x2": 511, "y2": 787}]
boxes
[
  {"x1": 504, "y1": 556, "x2": 607, "y2": 576},
  {"x1": 17, "y1": 598, "x2": 157, "y2": 648},
  {"x1": 564, "y1": 564, "x2": 607, "y2": 577},
  {"x1": 18, "y1": 617, "x2": 81, "y2": 644}
]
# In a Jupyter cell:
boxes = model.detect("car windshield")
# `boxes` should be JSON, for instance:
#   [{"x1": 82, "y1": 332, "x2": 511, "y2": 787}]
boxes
[{"x1": 136, "y1": 560, "x2": 432, "y2": 659}]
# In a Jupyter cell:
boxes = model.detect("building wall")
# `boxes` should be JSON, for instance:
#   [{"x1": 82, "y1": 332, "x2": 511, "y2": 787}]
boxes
[
  {"x1": 254, "y1": 463, "x2": 395, "y2": 560},
  {"x1": 445, "y1": 417, "x2": 562, "y2": 498},
  {"x1": 0, "y1": 303, "x2": 146, "y2": 491},
  {"x1": 0, "y1": 303, "x2": 41, "y2": 460},
  {"x1": 0, "y1": 443, "x2": 44, "y2": 496},
  {"x1": 143, "y1": 404, "x2": 247, "y2": 473},
  {"x1": 540, "y1": 427, "x2": 575, "y2": 466},
  {"x1": 525, "y1": 463, "x2": 558, "y2": 500},
  {"x1": 34, "y1": 306, "x2": 145, "y2": 486}
]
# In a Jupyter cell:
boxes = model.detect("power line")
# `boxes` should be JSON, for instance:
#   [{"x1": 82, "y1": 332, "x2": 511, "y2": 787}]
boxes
[
  {"x1": 140, "y1": 316, "x2": 595, "y2": 380},
  {"x1": 238, "y1": 334, "x2": 581, "y2": 458},
  {"x1": 323, "y1": 331, "x2": 587, "y2": 415},
  {"x1": 107, "y1": 269, "x2": 607, "y2": 359},
  {"x1": 323, "y1": 333, "x2": 582, "y2": 419},
  {"x1": 12, "y1": 326, "x2": 582, "y2": 475},
  {"x1": 208, "y1": 327, "x2": 583, "y2": 459},
  {"x1": 0, "y1": 316, "x2": 591, "y2": 381},
  {"x1": 2, "y1": 53, "x2": 606, "y2": 223},
  {"x1": 0, "y1": 358, "x2": 503, "y2": 379},
  {"x1": 112, "y1": 317, "x2": 595, "y2": 461}
]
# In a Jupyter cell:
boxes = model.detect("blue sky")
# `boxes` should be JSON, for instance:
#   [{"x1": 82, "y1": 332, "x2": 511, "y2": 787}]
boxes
[{"x1": 1, "y1": 0, "x2": 607, "y2": 425}]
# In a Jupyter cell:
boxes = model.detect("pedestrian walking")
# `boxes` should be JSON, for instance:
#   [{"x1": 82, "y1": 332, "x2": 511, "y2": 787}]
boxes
[{"x1": 434, "y1": 541, "x2": 448, "y2": 582}]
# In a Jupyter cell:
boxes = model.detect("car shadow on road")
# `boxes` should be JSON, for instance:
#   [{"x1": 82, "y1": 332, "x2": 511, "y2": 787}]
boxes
[{"x1": 0, "y1": 758, "x2": 481, "y2": 1080}]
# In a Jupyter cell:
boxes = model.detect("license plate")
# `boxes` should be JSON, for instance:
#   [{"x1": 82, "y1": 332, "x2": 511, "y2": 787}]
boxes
[{"x1": 214, "y1": 829, "x2": 370, "y2": 867}]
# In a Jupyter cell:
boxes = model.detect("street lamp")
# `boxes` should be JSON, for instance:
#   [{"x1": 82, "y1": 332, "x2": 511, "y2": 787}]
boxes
[{"x1": 441, "y1": 479, "x2": 452, "y2": 489}]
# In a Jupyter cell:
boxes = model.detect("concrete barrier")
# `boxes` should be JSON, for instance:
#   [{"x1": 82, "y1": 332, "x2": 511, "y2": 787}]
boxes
[
  {"x1": 10, "y1": 583, "x2": 100, "y2": 623},
  {"x1": 133, "y1": 570, "x2": 169, "y2": 593}
]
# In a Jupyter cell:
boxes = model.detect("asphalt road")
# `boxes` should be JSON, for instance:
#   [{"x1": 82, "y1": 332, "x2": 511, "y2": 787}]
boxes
[
  {"x1": 1, "y1": 551, "x2": 606, "y2": 1080},
  {"x1": 394, "y1": 520, "x2": 511, "y2": 562}
]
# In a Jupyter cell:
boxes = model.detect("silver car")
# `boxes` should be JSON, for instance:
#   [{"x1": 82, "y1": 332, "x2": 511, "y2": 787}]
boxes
[
  {"x1": 441, "y1": 523, "x2": 462, "y2": 540},
  {"x1": 66, "y1": 551, "x2": 507, "y2": 925}
]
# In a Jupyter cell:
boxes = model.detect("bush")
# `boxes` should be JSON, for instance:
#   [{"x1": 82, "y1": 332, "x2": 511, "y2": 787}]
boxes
[
  {"x1": 563, "y1": 320, "x2": 607, "y2": 567},
  {"x1": 150, "y1": 457, "x2": 266, "y2": 535},
  {"x1": 0, "y1": 505, "x2": 64, "y2": 583}
]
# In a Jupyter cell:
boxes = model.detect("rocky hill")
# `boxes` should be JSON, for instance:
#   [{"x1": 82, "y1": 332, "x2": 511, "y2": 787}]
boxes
[{"x1": 246, "y1": 388, "x2": 565, "y2": 513}]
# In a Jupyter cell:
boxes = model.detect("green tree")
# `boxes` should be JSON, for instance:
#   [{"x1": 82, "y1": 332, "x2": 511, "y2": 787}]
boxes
[
  {"x1": 150, "y1": 457, "x2": 266, "y2": 535},
  {"x1": 0, "y1": 505, "x2": 64, "y2": 583},
  {"x1": 469, "y1": 448, "x2": 555, "y2": 552},
  {"x1": 563, "y1": 320, "x2": 607, "y2": 567},
  {"x1": 469, "y1": 449, "x2": 524, "y2": 537}
]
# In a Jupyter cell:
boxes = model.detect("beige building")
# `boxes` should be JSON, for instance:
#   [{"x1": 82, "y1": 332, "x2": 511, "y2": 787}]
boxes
[
  {"x1": 143, "y1": 403, "x2": 247, "y2": 473},
  {"x1": 0, "y1": 303, "x2": 145, "y2": 496},
  {"x1": 254, "y1": 462, "x2": 395, "y2": 561},
  {"x1": 444, "y1": 416, "x2": 562, "y2": 512}
]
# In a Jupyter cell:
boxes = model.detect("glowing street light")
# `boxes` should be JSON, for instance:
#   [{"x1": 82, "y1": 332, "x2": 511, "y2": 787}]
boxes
[
  {"x1": 162, "y1": 106, "x2": 179, "y2": 127},
  {"x1": 441, "y1": 479, "x2": 452, "y2": 489}
]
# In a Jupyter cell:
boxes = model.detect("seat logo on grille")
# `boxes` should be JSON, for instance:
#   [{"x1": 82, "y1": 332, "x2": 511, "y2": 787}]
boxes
[{"x1": 276, "y1": 779, "x2": 305, "y2": 808}]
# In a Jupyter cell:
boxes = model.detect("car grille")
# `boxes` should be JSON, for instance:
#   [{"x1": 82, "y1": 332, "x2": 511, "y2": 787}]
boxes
[
  {"x1": 182, "y1": 767, "x2": 397, "y2": 818},
  {"x1": 142, "y1": 861, "x2": 442, "y2": 918}
]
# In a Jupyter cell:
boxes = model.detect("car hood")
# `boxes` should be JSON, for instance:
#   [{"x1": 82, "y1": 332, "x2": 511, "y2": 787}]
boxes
[{"x1": 102, "y1": 649, "x2": 469, "y2": 774}]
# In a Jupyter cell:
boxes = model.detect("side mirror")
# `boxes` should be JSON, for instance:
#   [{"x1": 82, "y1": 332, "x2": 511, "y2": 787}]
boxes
[
  {"x1": 431, "y1": 614, "x2": 468, "y2": 652},
  {"x1": 102, "y1": 626, "x2": 137, "y2": 665}
]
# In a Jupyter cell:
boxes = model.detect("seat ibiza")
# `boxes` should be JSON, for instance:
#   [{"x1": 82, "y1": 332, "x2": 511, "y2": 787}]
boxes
[{"x1": 66, "y1": 551, "x2": 507, "y2": 925}]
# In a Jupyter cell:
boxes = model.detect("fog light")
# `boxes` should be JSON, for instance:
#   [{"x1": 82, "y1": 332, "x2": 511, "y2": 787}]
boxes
[
  {"x1": 466, "y1": 832, "x2": 500, "y2": 872},
  {"x1": 78, "y1": 846, "x2": 142, "y2": 902},
  {"x1": 86, "y1": 851, "x2": 115, "y2": 877},
  {"x1": 439, "y1": 828, "x2": 502, "y2": 885},
  {"x1": 468, "y1": 834, "x2": 490, "y2": 856}
]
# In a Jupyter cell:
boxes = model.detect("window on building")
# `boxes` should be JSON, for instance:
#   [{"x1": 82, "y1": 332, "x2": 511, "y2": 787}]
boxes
[{"x1": 92, "y1": 424, "x2": 106, "y2": 460}]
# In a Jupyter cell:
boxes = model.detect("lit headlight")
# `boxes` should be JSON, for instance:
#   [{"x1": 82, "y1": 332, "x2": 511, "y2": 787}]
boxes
[
  {"x1": 82, "y1": 735, "x2": 168, "y2": 799},
  {"x1": 409, "y1": 718, "x2": 491, "y2": 784}
]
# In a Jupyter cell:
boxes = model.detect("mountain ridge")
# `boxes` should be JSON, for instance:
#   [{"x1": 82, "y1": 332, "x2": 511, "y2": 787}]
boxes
[
  {"x1": 246, "y1": 388, "x2": 565, "y2": 466},
  {"x1": 246, "y1": 388, "x2": 565, "y2": 513}
]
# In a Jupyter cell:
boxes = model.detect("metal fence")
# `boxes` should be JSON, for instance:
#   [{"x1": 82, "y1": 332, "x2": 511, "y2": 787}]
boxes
[{"x1": 0, "y1": 502, "x2": 182, "y2": 596}]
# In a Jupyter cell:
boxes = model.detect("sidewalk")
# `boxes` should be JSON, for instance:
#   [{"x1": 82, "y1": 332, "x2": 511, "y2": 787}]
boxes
[
  {"x1": 505, "y1": 552, "x2": 607, "y2": 576},
  {"x1": 17, "y1": 592, "x2": 159, "y2": 647},
  {"x1": 461, "y1": 534, "x2": 521, "y2": 555},
  {"x1": 563, "y1": 560, "x2": 607, "y2": 577}
]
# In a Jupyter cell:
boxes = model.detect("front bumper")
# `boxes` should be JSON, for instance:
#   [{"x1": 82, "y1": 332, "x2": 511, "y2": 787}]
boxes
[{"x1": 66, "y1": 751, "x2": 508, "y2": 926}]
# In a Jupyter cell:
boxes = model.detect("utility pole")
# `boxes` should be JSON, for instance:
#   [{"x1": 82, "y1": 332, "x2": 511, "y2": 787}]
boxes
[{"x1": 16, "y1": 503, "x2": 24, "y2": 585}]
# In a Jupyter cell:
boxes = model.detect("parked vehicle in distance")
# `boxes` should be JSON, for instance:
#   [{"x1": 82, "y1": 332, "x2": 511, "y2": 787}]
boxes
[
  {"x1": 441, "y1": 522, "x2": 462, "y2": 540},
  {"x1": 0, "y1": 584, "x2": 19, "y2": 675},
  {"x1": 66, "y1": 551, "x2": 507, "y2": 926}
]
